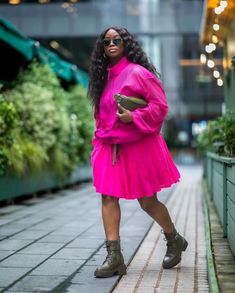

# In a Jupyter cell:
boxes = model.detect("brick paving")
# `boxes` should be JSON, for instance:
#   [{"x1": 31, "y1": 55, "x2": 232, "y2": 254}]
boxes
[{"x1": 113, "y1": 165, "x2": 210, "y2": 293}]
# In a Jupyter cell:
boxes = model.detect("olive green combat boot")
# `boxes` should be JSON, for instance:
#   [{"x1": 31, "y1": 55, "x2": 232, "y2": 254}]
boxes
[
  {"x1": 94, "y1": 240, "x2": 127, "y2": 278},
  {"x1": 162, "y1": 226, "x2": 188, "y2": 269}
]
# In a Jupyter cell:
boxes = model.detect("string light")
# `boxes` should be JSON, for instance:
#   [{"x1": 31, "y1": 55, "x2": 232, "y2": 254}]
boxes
[
  {"x1": 205, "y1": 45, "x2": 211, "y2": 53},
  {"x1": 207, "y1": 60, "x2": 215, "y2": 68},
  {"x1": 220, "y1": 1, "x2": 228, "y2": 9},
  {"x1": 213, "y1": 70, "x2": 220, "y2": 78},
  {"x1": 205, "y1": 43, "x2": 216, "y2": 53},
  {"x1": 213, "y1": 24, "x2": 220, "y2": 31},
  {"x1": 217, "y1": 78, "x2": 223, "y2": 86},
  {"x1": 212, "y1": 35, "x2": 218, "y2": 43},
  {"x1": 214, "y1": 6, "x2": 224, "y2": 14},
  {"x1": 200, "y1": 54, "x2": 207, "y2": 64},
  {"x1": 210, "y1": 43, "x2": 216, "y2": 51}
]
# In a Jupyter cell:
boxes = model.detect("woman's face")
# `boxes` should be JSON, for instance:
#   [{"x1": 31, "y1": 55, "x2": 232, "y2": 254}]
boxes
[{"x1": 103, "y1": 29, "x2": 125, "y2": 64}]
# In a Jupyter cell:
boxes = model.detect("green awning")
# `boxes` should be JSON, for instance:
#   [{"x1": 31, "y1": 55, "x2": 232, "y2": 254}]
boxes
[
  {"x1": 35, "y1": 45, "x2": 72, "y2": 81},
  {"x1": 0, "y1": 17, "x2": 88, "y2": 87},
  {"x1": 0, "y1": 17, "x2": 34, "y2": 60},
  {"x1": 72, "y1": 67, "x2": 89, "y2": 88}
]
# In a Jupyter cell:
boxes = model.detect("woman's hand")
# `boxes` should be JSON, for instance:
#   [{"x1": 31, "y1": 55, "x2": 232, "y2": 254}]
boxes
[{"x1": 116, "y1": 104, "x2": 133, "y2": 123}]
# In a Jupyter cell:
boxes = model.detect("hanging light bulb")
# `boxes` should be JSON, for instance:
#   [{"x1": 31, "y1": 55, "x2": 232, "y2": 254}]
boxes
[
  {"x1": 209, "y1": 43, "x2": 216, "y2": 51},
  {"x1": 214, "y1": 6, "x2": 224, "y2": 14},
  {"x1": 220, "y1": 1, "x2": 228, "y2": 9},
  {"x1": 207, "y1": 60, "x2": 215, "y2": 68},
  {"x1": 205, "y1": 43, "x2": 216, "y2": 53},
  {"x1": 212, "y1": 35, "x2": 218, "y2": 43},
  {"x1": 200, "y1": 54, "x2": 207, "y2": 64},
  {"x1": 213, "y1": 24, "x2": 220, "y2": 31},
  {"x1": 217, "y1": 78, "x2": 223, "y2": 86},
  {"x1": 205, "y1": 45, "x2": 212, "y2": 53},
  {"x1": 213, "y1": 70, "x2": 220, "y2": 78}
]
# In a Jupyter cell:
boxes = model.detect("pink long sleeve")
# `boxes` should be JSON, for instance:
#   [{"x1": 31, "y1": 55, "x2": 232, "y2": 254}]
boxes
[{"x1": 131, "y1": 74, "x2": 168, "y2": 134}]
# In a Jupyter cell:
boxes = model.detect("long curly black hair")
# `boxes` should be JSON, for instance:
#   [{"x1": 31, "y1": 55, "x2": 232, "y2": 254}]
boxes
[{"x1": 88, "y1": 27, "x2": 159, "y2": 111}]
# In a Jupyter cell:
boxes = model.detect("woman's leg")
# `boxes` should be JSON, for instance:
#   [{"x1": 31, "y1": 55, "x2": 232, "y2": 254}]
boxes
[
  {"x1": 137, "y1": 193, "x2": 173, "y2": 233},
  {"x1": 94, "y1": 195, "x2": 126, "y2": 278},
  {"x1": 138, "y1": 193, "x2": 188, "y2": 269},
  {"x1": 101, "y1": 195, "x2": 121, "y2": 240}
]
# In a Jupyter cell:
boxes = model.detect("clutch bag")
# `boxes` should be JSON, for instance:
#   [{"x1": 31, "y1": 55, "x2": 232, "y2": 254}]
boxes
[{"x1": 114, "y1": 93, "x2": 147, "y2": 113}]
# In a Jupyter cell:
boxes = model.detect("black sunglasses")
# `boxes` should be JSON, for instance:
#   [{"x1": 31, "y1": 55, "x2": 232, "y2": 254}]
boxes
[{"x1": 102, "y1": 38, "x2": 123, "y2": 47}]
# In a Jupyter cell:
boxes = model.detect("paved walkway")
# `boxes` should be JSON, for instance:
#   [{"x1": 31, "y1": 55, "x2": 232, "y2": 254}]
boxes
[
  {"x1": 0, "y1": 165, "x2": 209, "y2": 293},
  {"x1": 113, "y1": 165, "x2": 209, "y2": 293}
]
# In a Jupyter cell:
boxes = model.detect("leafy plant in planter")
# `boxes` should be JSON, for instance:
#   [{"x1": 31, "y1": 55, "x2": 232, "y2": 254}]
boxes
[
  {"x1": 0, "y1": 90, "x2": 48, "y2": 176},
  {"x1": 220, "y1": 108, "x2": 235, "y2": 156},
  {"x1": 3, "y1": 82, "x2": 57, "y2": 174},
  {"x1": 0, "y1": 93, "x2": 18, "y2": 175},
  {"x1": 1, "y1": 61, "x2": 93, "y2": 178},
  {"x1": 17, "y1": 60, "x2": 60, "y2": 89},
  {"x1": 17, "y1": 62, "x2": 90, "y2": 174},
  {"x1": 68, "y1": 85, "x2": 94, "y2": 164},
  {"x1": 197, "y1": 108, "x2": 235, "y2": 157}
]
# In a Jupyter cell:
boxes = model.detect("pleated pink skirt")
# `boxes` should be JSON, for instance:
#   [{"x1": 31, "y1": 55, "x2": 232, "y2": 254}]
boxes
[{"x1": 91, "y1": 133, "x2": 180, "y2": 199}]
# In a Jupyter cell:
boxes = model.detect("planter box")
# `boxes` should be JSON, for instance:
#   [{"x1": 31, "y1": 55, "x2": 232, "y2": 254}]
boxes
[
  {"x1": 0, "y1": 164, "x2": 92, "y2": 203},
  {"x1": 205, "y1": 152, "x2": 235, "y2": 255},
  {"x1": 227, "y1": 163, "x2": 235, "y2": 255},
  {"x1": 205, "y1": 155, "x2": 213, "y2": 198}
]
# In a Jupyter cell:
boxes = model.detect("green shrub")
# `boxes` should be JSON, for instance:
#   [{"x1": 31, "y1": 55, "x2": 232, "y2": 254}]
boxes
[
  {"x1": 0, "y1": 94, "x2": 18, "y2": 175},
  {"x1": 196, "y1": 108, "x2": 235, "y2": 157},
  {"x1": 4, "y1": 137, "x2": 48, "y2": 175},
  {"x1": 221, "y1": 109, "x2": 235, "y2": 156},
  {"x1": 4, "y1": 82, "x2": 57, "y2": 151},
  {"x1": 2, "y1": 82, "x2": 56, "y2": 175},
  {"x1": 0, "y1": 61, "x2": 93, "y2": 177},
  {"x1": 17, "y1": 60, "x2": 60, "y2": 89},
  {"x1": 17, "y1": 62, "x2": 93, "y2": 173},
  {"x1": 68, "y1": 85, "x2": 94, "y2": 163}
]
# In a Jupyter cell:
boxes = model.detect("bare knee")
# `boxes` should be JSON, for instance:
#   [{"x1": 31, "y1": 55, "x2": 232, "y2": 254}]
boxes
[{"x1": 102, "y1": 195, "x2": 119, "y2": 206}]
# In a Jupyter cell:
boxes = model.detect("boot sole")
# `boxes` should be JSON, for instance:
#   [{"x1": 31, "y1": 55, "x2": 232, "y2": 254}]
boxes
[
  {"x1": 94, "y1": 263, "x2": 127, "y2": 278},
  {"x1": 162, "y1": 239, "x2": 188, "y2": 269}
]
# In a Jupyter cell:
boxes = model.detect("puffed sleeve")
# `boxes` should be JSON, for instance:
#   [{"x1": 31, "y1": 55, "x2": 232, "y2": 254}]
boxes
[{"x1": 131, "y1": 70, "x2": 168, "y2": 134}]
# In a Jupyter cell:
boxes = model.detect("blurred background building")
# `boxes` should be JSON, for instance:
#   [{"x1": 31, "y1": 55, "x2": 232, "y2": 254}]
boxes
[{"x1": 0, "y1": 0, "x2": 225, "y2": 162}]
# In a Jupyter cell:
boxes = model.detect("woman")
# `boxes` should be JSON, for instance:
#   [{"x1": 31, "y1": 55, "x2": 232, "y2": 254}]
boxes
[{"x1": 88, "y1": 27, "x2": 188, "y2": 278}]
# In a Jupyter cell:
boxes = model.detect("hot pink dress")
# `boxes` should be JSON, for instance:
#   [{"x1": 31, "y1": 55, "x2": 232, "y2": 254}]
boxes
[{"x1": 91, "y1": 56, "x2": 180, "y2": 199}]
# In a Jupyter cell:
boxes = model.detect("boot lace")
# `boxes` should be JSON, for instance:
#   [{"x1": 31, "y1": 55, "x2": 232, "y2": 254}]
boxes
[
  {"x1": 163, "y1": 233, "x2": 179, "y2": 255},
  {"x1": 102, "y1": 244, "x2": 118, "y2": 265}
]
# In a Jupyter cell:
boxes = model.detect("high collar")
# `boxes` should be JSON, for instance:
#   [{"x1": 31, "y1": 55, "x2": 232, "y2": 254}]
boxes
[{"x1": 107, "y1": 56, "x2": 130, "y2": 79}]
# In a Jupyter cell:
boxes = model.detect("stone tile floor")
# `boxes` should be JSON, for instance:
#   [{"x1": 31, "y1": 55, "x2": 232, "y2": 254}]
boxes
[
  {"x1": 0, "y1": 165, "x2": 210, "y2": 293},
  {"x1": 113, "y1": 165, "x2": 210, "y2": 293}
]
